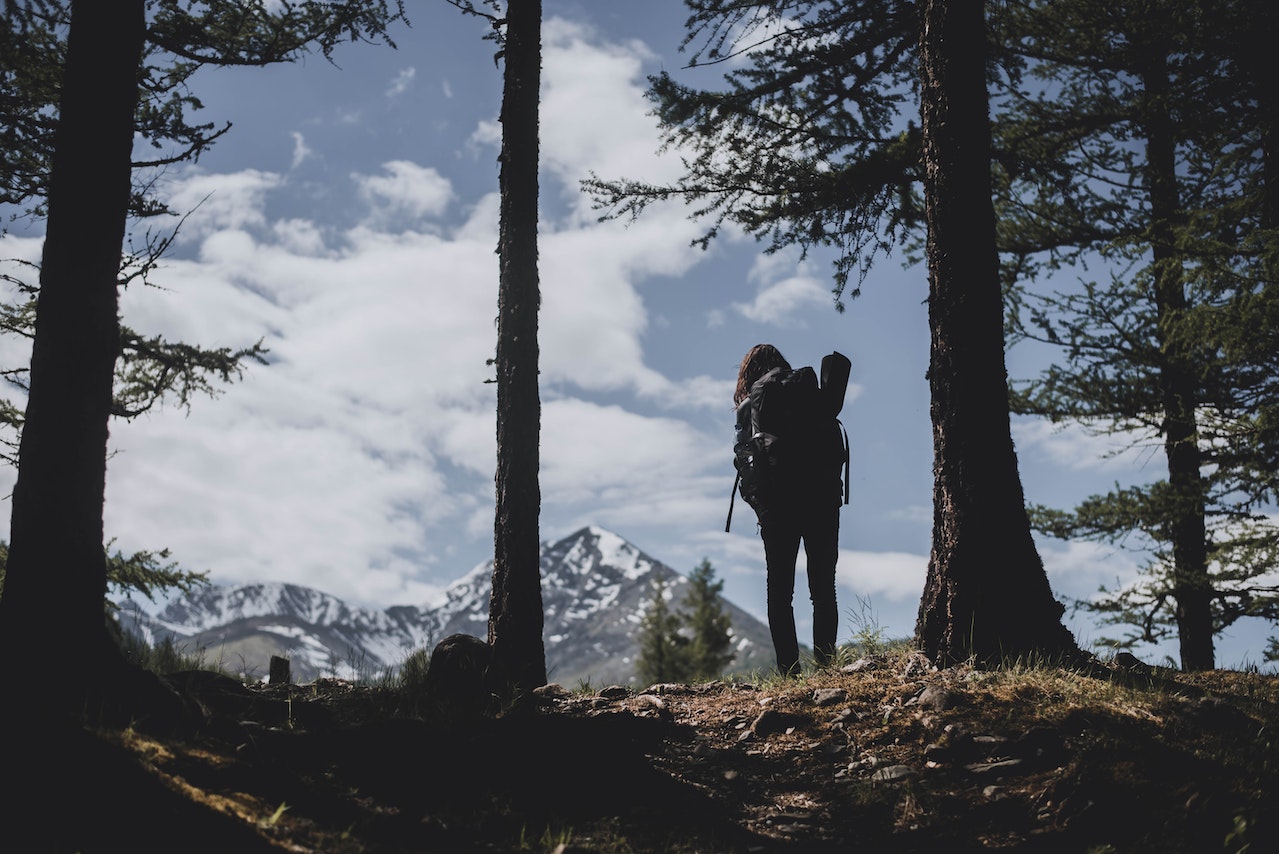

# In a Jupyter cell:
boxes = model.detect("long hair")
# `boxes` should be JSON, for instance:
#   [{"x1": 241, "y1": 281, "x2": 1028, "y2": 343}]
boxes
[{"x1": 734, "y1": 344, "x2": 791, "y2": 405}]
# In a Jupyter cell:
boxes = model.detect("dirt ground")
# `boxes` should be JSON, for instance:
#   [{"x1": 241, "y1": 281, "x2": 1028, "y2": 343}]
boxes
[{"x1": 6, "y1": 655, "x2": 1278, "y2": 853}]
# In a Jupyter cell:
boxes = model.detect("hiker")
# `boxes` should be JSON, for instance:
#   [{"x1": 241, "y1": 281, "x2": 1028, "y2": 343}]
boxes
[{"x1": 730, "y1": 344, "x2": 850, "y2": 676}]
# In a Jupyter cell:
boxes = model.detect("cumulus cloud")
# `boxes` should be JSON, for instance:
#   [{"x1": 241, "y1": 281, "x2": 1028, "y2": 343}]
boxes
[
  {"x1": 353, "y1": 160, "x2": 455, "y2": 227},
  {"x1": 165, "y1": 170, "x2": 284, "y2": 242},
  {"x1": 836, "y1": 550, "x2": 928, "y2": 602},
  {"x1": 539, "y1": 18, "x2": 676, "y2": 220},
  {"x1": 732, "y1": 251, "x2": 834, "y2": 325},
  {"x1": 1012, "y1": 417, "x2": 1163, "y2": 475}
]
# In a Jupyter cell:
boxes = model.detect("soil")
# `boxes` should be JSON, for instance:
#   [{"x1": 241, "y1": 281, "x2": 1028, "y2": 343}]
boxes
[{"x1": 5, "y1": 654, "x2": 1278, "y2": 853}]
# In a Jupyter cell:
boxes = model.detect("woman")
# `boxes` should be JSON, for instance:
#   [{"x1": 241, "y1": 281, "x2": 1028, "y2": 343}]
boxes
[{"x1": 734, "y1": 344, "x2": 842, "y2": 676}]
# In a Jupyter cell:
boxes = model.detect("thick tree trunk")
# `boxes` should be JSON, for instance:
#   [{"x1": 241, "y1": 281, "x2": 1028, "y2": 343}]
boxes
[
  {"x1": 488, "y1": 0, "x2": 547, "y2": 693},
  {"x1": 0, "y1": 0, "x2": 146, "y2": 714},
  {"x1": 913, "y1": 0, "x2": 1079, "y2": 666},
  {"x1": 1141, "y1": 40, "x2": 1214, "y2": 671}
]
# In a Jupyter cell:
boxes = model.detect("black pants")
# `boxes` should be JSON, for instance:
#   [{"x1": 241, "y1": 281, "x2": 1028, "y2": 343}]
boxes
[{"x1": 760, "y1": 504, "x2": 840, "y2": 675}]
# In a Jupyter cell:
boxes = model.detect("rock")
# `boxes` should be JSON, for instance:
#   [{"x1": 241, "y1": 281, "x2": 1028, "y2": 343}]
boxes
[
  {"x1": 751, "y1": 708, "x2": 803, "y2": 737},
  {"x1": 871, "y1": 764, "x2": 916, "y2": 783},
  {"x1": 633, "y1": 694, "x2": 671, "y2": 719},
  {"x1": 813, "y1": 687, "x2": 848, "y2": 706},
  {"x1": 965, "y1": 758, "x2": 1026, "y2": 778},
  {"x1": 917, "y1": 684, "x2": 960, "y2": 711},
  {"x1": 532, "y1": 683, "x2": 573, "y2": 701},
  {"x1": 829, "y1": 707, "x2": 858, "y2": 725},
  {"x1": 901, "y1": 652, "x2": 934, "y2": 678},
  {"x1": 422, "y1": 633, "x2": 500, "y2": 719},
  {"x1": 1113, "y1": 651, "x2": 1149, "y2": 673},
  {"x1": 640, "y1": 683, "x2": 684, "y2": 695}
]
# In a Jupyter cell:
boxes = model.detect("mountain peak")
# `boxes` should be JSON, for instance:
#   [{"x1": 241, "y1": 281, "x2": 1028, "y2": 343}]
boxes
[
  {"x1": 116, "y1": 527, "x2": 775, "y2": 684},
  {"x1": 548, "y1": 525, "x2": 653, "y2": 583}
]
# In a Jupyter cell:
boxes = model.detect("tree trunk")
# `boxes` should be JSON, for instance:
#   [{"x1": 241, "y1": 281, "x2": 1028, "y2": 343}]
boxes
[
  {"x1": 913, "y1": 0, "x2": 1080, "y2": 667},
  {"x1": 1140, "y1": 34, "x2": 1214, "y2": 671},
  {"x1": 1241, "y1": 0, "x2": 1279, "y2": 230},
  {"x1": 488, "y1": 0, "x2": 547, "y2": 693},
  {"x1": 0, "y1": 0, "x2": 147, "y2": 715}
]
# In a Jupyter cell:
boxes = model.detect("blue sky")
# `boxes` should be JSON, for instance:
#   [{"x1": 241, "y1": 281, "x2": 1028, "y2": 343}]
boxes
[{"x1": 1, "y1": 1, "x2": 1272, "y2": 670}]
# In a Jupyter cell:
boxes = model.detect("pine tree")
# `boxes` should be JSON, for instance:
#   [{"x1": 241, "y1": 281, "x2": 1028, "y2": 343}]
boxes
[
  {"x1": 635, "y1": 574, "x2": 692, "y2": 686},
  {"x1": 0, "y1": 0, "x2": 407, "y2": 725},
  {"x1": 680, "y1": 559, "x2": 735, "y2": 679},
  {"x1": 990, "y1": 0, "x2": 1279, "y2": 669},
  {"x1": 0, "y1": 0, "x2": 153, "y2": 724},
  {"x1": 911, "y1": 0, "x2": 1078, "y2": 666},
  {"x1": 483, "y1": 0, "x2": 548, "y2": 694},
  {"x1": 447, "y1": 0, "x2": 549, "y2": 696}
]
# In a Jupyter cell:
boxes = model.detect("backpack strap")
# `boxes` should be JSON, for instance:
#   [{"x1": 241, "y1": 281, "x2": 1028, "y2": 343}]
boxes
[{"x1": 725, "y1": 469, "x2": 741, "y2": 532}]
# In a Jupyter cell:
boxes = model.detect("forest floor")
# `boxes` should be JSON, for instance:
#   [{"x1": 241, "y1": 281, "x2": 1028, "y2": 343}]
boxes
[{"x1": 5, "y1": 650, "x2": 1279, "y2": 853}]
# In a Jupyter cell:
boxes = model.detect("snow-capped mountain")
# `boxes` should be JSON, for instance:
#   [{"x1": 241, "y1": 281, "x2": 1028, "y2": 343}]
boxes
[{"x1": 116, "y1": 526, "x2": 776, "y2": 686}]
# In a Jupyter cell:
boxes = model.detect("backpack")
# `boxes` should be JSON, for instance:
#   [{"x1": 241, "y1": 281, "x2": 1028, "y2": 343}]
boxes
[{"x1": 726, "y1": 351, "x2": 851, "y2": 532}]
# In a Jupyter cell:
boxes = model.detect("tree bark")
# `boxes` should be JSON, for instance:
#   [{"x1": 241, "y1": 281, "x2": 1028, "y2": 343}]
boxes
[
  {"x1": 488, "y1": 0, "x2": 547, "y2": 693},
  {"x1": 0, "y1": 0, "x2": 147, "y2": 714},
  {"x1": 913, "y1": 0, "x2": 1080, "y2": 666}
]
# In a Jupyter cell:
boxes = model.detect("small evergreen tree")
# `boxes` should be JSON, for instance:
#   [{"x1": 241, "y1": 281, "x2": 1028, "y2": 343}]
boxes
[
  {"x1": 680, "y1": 559, "x2": 735, "y2": 679},
  {"x1": 635, "y1": 574, "x2": 691, "y2": 686}
]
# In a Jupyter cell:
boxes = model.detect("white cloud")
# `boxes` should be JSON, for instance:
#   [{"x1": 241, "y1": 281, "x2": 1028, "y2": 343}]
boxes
[
  {"x1": 1040, "y1": 538, "x2": 1142, "y2": 586},
  {"x1": 540, "y1": 398, "x2": 720, "y2": 505},
  {"x1": 539, "y1": 18, "x2": 674, "y2": 221},
  {"x1": 272, "y1": 218, "x2": 329, "y2": 256},
  {"x1": 83, "y1": 159, "x2": 507, "y2": 607},
  {"x1": 89, "y1": 60, "x2": 732, "y2": 602},
  {"x1": 353, "y1": 160, "x2": 455, "y2": 227},
  {"x1": 467, "y1": 118, "x2": 501, "y2": 151},
  {"x1": 1012, "y1": 417, "x2": 1163, "y2": 475},
  {"x1": 290, "y1": 131, "x2": 313, "y2": 170},
  {"x1": 165, "y1": 170, "x2": 284, "y2": 242},
  {"x1": 836, "y1": 549, "x2": 928, "y2": 602},
  {"x1": 732, "y1": 252, "x2": 833, "y2": 324},
  {"x1": 386, "y1": 66, "x2": 416, "y2": 98}
]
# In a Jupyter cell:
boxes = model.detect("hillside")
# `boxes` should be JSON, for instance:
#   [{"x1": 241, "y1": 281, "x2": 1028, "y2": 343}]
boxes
[{"x1": 6, "y1": 651, "x2": 1277, "y2": 852}]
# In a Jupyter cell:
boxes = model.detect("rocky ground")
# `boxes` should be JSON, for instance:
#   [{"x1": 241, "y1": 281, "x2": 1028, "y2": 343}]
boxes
[{"x1": 7, "y1": 652, "x2": 1279, "y2": 852}]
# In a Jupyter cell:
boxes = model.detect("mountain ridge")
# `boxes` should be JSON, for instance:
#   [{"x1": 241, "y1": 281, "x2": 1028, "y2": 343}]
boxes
[{"x1": 116, "y1": 526, "x2": 776, "y2": 685}]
